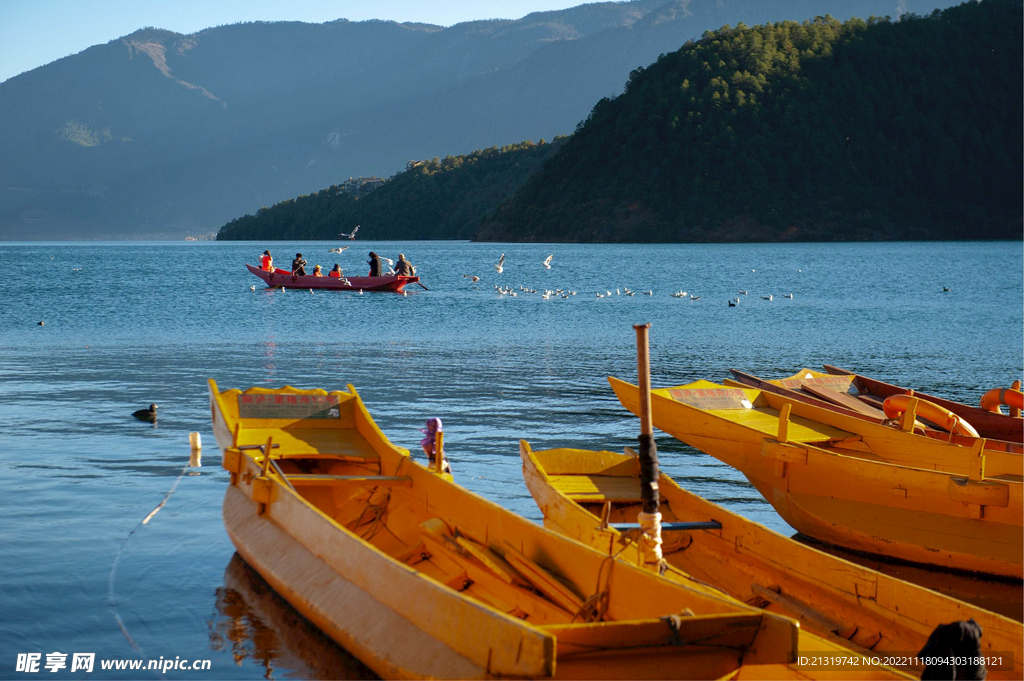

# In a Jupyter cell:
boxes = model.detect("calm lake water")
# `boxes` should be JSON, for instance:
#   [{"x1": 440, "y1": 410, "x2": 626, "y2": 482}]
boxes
[{"x1": 1, "y1": 240, "x2": 1021, "y2": 679}]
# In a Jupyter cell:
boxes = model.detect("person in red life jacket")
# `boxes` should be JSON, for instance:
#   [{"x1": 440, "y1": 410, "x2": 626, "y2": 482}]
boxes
[
  {"x1": 329, "y1": 264, "x2": 343, "y2": 278},
  {"x1": 291, "y1": 253, "x2": 307, "y2": 276},
  {"x1": 260, "y1": 250, "x2": 273, "y2": 271}
]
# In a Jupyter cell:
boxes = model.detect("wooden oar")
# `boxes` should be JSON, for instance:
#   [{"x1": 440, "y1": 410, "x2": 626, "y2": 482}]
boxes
[{"x1": 416, "y1": 281, "x2": 429, "y2": 291}]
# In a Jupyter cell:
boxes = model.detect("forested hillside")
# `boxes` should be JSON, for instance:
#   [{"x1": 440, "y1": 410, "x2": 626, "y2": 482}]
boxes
[
  {"x1": 480, "y1": 0, "x2": 1022, "y2": 241},
  {"x1": 217, "y1": 139, "x2": 565, "y2": 240},
  {"x1": 1, "y1": 0, "x2": 959, "y2": 239}
]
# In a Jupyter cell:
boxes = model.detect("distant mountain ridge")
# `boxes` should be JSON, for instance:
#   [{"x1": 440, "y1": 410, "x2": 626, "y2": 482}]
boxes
[{"x1": 0, "y1": 0, "x2": 957, "y2": 239}]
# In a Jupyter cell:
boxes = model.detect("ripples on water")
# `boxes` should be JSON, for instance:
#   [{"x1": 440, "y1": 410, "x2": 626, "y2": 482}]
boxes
[{"x1": 1, "y1": 241, "x2": 1021, "y2": 677}]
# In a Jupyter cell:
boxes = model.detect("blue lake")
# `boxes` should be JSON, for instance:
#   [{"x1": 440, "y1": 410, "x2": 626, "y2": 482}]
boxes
[{"x1": 1, "y1": 240, "x2": 1021, "y2": 678}]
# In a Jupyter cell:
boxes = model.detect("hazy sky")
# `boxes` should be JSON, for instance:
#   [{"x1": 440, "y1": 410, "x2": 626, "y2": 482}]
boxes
[{"x1": 0, "y1": 0, "x2": 584, "y2": 83}]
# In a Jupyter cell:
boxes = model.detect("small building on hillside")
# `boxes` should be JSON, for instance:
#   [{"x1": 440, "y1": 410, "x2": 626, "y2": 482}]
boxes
[{"x1": 339, "y1": 176, "x2": 385, "y2": 197}]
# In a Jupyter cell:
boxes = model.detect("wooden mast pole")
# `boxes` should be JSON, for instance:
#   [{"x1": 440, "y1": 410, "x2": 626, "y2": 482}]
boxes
[{"x1": 633, "y1": 323, "x2": 659, "y2": 516}]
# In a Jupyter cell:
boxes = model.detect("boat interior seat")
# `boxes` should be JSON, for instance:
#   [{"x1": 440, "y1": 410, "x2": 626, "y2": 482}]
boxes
[
  {"x1": 548, "y1": 474, "x2": 643, "y2": 502},
  {"x1": 238, "y1": 427, "x2": 380, "y2": 461}
]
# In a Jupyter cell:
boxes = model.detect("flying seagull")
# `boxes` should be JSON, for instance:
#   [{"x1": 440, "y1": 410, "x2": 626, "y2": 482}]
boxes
[
  {"x1": 542, "y1": 255, "x2": 553, "y2": 269},
  {"x1": 328, "y1": 246, "x2": 349, "y2": 254},
  {"x1": 338, "y1": 225, "x2": 359, "y2": 240},
  {"x1": 495, "y1": 254, "x2": 505, "y2": 274},
  {"x1": 463, "y1": 274, "x2": 480, "y2": 283}
]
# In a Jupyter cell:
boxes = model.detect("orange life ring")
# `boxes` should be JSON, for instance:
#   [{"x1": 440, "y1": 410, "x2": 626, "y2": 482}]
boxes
[
  {"x1": 980, "y1": 388, "x2": 1024, "y2": 414},
  {"x1": 882, "y1": 394, "x2": 980, "y2": 438}
]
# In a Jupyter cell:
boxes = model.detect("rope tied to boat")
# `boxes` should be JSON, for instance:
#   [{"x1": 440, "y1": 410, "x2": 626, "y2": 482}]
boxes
[
  {"x1": 355, "y1": 489, "x2": 392, "y2": 541},
  {"x1": 637, "y1": 510, "x2": 664, "y2": 571},
  {"x1": 572, "y1": 537, "x2": 637, "y2": 623}
]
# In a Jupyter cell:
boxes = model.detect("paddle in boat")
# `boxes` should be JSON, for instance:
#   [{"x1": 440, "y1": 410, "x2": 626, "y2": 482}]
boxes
[
  {"x1": 246, "y1": 263, "x2": 418, "y2": 292},
  {"x1": 821, "y1": 365, "x2": 1023, "y2": 444},
  {"x1": 519, "y1": 441, "x2": 1023, "y2": 679},
  {"x1": 210, "y1": 379, "x2": 848, "y2": 680},
  {"x1": 727, "y1": 368, "x2": 1022, "y2": 454},
  {"x1": 608, "y1": 376, "x2": 1023, "y2": 579}
]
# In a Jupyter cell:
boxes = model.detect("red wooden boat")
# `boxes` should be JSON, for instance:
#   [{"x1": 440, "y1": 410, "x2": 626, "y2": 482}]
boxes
[
  {"x1": 822, "y1": 364, "x2": 1023, "y2": 444},
  {"x1": 246, "y1": 264, "x2": 419, "y2": 292}
]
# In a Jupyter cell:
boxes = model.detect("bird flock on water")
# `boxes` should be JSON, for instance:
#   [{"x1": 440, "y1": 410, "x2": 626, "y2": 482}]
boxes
[{"x1": 455, "y1": 253, "x2": 797, "y2": 305}]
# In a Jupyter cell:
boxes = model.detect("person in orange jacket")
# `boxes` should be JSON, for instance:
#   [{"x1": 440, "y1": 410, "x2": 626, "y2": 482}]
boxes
[{"x1": 260, "y1": 250, "x2": 273, "y2": 271}]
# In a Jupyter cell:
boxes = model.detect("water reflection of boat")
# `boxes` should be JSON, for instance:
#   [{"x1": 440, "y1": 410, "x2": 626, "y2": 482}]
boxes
[
  {"x1": 211, "y1": 553, "x2": 375, "y2": 680},
  {"x1": 795, "y1": 536, "x2": 1024, "y2": 624}
]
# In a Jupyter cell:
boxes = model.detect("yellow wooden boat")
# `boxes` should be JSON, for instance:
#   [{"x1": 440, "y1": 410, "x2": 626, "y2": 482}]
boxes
[
  {"x1": 727, "y1": 368, "x2": 1023, "y2": 454},
  {"x1": 519, "y1": 441, "x2": 1023, "y2": 679},
  {"x1": 211, "y1": 380, "x2": 890, "y2": 680},
  {"x1": 609, "y1": 377, "x2": 1023, "y2": 579}
]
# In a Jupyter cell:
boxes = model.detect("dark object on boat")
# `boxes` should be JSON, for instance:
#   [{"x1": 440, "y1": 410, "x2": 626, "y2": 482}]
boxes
[
  {"x1": 918, "y1": 619, "x2": 986, "y2": 680},
  {"x1": 133, "y1": 404, "x2": 158, "y2": 422}
]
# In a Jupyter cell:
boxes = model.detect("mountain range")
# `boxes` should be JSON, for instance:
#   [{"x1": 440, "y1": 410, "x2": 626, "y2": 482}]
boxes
[{"x1": 0, "y1": 0, "x2": 957, "y2": 239}]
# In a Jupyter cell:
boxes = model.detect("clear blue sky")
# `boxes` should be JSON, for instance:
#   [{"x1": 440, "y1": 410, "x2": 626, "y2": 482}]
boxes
[{"x1": 0, "y1": 0, "x2": 584, "y2": 84}]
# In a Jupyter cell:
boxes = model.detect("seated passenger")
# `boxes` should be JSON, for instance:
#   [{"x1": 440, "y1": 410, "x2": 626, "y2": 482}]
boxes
[
  {"x1": 260, "y1": 250, "x2": 273, "y2": 271},
  {"x1": 291, "y1": 253, "x2": 307, "y2": 276},
  {"x1": 329, "y1": 264, "x2": 343, "y2": 278},
  {"x1": 395, "y1": 253, "x2": 414, "y2": 276},
  {"x1": 312, "y1": 264, "x2": 324, "y2": 277}
]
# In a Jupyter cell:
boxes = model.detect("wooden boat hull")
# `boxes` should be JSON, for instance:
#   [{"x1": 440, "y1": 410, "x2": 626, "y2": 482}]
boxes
[
  {"x1": 823, "y1": 365, "x2": 1023, "y2": 444},
  {"x1": 210, "y1": 380, "x2": 829, "y2": 680},
  {"x1": 518, "y1": 441, "x2": 1023, "y2": 679},
  {"x1": 246, "y1": 263, "x2": 418, "y2": 291},
  {"x1": 609, "y1": 377, "x2": 1023, "y2": 579}
]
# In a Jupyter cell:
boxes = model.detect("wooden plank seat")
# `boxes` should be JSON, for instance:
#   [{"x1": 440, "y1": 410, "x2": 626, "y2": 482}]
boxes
[
  {"x1": 285, "y1": 474, "x2": 411, "y2": 487},
  {"x1": 237, "y1": 427, "x2": 380, "y2": 461},
  {"x1": 548, "y1": 474, "x2": 643, "y2": 502}
]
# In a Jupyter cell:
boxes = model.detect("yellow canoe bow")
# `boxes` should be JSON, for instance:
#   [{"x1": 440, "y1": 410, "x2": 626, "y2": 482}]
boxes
[
  {"x1": 212, "y1": 380, "x2": 897, "y2": 680},
  {"x1": 609, "y1": 376, "x2": 1023, "y2": 579},
  {"x1": 520, "y1": 440, "x2": 1022, "y2": 679}
]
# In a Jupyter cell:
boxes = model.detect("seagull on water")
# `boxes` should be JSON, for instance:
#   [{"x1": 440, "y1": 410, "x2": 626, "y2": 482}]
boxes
[
  {"x1": 338, "y1": 225, "x2": 359, "y2": 240},
  {"x1": 762, "y1": 294, "x2": 773, "y2": 301},
  {"x1": 542, "y1": 255, "x2": 553, "y2": 269},
  {"x1": 689, "y1": 295, "x2": 700, "y2": 301},
  {"x1": 328, "y1": 246, "x2": 349, "y2": 254},
  {"x1": 495, "y1": 254, "x2": 505, "y2": 274},
  {"x1": 783, "y1": 293, "x2": 793, "y2": 298},
  {"x1": 249, "y1": 285, "x2": 256, "y2": 291},
  {"x1": 728, "y1": 299, "x2": 737, "y2": 307},
  {"x1": 738, "y1": 290, "x2": 748, "y2": 295},
  {"x1": 942, "y1": 286, "x2": 951, "y2": 292}
]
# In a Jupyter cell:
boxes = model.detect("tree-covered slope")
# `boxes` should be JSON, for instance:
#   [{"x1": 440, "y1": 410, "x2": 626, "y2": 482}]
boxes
[
  {"x1": 479, "y1": 0, "x2": 1023, "y2": 242},
  {"x1": 1, "y1": 0, "x2": 961, "y2": 239},
  {"x1": 217, "y1": 139, "x2": 565, "y2": 240}
]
